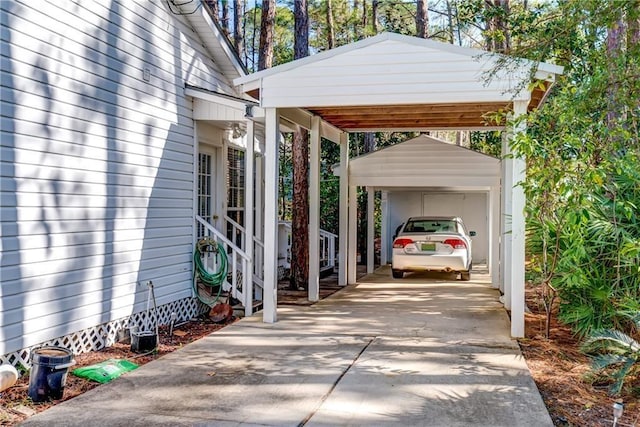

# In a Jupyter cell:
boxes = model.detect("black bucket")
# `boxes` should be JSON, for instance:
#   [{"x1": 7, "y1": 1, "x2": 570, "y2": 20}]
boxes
[{"x1": 28, "y1": 346, "x2": 75, "y2": 402}]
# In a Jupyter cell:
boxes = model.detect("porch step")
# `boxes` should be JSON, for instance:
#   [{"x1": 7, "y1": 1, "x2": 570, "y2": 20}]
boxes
[
  {"x1": 231, "y1": 300, "x2": 263, "y2": 318},
  {"x1": 320, "y1": 265, "x2": 335, "y2": 279}
]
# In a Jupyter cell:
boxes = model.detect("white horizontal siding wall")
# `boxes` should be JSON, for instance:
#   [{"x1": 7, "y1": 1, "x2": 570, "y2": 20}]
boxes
[
  {"x1": 259, "y1": 38, "x2": 529, "y2": 107},
  {"x1": 0, "y1": 0, "x2": 237, "y2": 355}
]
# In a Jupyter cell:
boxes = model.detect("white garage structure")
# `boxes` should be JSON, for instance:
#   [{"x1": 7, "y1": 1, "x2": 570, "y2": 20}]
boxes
[
  {"x1": 345, "y1": 135, "x2": 500, "y2": 281},
  {"x1": 234, "y1": 32, "x2": 563, "y2": 337}
]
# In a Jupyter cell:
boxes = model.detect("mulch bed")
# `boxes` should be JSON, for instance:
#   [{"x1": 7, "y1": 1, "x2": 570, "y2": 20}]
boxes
[{"x1": 520, "y1": 286, "x2": 639, "y2": 426}]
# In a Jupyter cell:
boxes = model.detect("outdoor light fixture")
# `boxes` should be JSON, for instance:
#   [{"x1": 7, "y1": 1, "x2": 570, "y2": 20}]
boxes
[
  {"x1": 612, "y1": 401, "x2": 624, "y2": 427},
  {"x1": 232, "y1": 123, "x2": 246, "y2": 139}
]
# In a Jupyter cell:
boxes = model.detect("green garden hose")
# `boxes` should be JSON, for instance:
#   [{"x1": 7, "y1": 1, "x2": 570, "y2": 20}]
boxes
[{"x1": 193, "y1": 238, "x2": 228, "y2": 306}]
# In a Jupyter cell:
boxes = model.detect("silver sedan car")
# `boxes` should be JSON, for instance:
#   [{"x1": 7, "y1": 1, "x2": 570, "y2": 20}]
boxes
[{"x1": 391, "y1": 216, "x2": 474, "y2": 280}]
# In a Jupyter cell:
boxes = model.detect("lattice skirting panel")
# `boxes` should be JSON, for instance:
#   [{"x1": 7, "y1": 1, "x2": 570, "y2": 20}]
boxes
[
  {"x1": 277, "y1": 266, "x2": 290, "y2": 281},
  {"x1": 0, "y1": 297, "x2": 209, "y2": 370}
]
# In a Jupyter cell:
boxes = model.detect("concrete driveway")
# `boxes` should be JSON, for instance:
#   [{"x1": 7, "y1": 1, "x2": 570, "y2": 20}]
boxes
[{"x1": 21, "y1": 267, "x2": 552, "y2": 426}]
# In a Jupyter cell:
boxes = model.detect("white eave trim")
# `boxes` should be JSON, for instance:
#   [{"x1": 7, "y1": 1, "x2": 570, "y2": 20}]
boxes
[
  {"x1": 179, "y1": 0, "x2": 247, "y2": 78},
  {"x1": 185, "y1": 85, "x2": 257, "y2": 111}
]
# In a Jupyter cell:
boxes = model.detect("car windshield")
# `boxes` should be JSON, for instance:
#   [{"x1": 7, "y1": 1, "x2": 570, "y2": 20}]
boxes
[{"x1": 403, "y1": 219, "x2": 456, "y2": 233}]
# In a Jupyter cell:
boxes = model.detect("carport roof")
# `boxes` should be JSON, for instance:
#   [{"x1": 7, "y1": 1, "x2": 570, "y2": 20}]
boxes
[
  {"x1": 337, "y1": 134, "x2": 500, "y2": 189},
  {"x1": 234, "y1": 32, "x2": 563, "y2": 131}
]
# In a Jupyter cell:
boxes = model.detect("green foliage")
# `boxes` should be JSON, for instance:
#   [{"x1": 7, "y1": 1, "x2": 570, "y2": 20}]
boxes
[
  {"x1": 581, "y1": 313, "x2": 640, "y2": 395},
  {"x1": 503, "y1": 0, "x2": 640, "y2": 338},
  {"x1": 469, "y1": 131, "x2": 502, "y2": 157},
  {"x1": 243, "y1": 5, "x2": 295, "y2": 71}
]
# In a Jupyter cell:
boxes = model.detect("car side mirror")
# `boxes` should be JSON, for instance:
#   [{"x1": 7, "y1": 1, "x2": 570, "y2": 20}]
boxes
[{"x1": 469, "y1": 231, "x2": 476, "y2": 237}]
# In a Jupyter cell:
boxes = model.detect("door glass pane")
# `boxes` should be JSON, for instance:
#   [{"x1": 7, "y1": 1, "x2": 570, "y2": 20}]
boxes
[{"x1": 198, "y1": 153, "x2": 212, "y2": 238}]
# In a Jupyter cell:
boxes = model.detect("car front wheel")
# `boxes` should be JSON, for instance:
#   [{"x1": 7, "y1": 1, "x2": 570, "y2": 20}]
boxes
[{"x1": 392, "y1": 269, "x2": 404, "y2": 279}]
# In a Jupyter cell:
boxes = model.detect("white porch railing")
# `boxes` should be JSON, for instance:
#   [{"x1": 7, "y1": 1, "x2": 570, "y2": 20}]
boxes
[
  {"x1": 253, "y1": 237, "x2": 264, "y2": 300},
  {"x1": 278, "y1": 221, "x2": 337, "y2": 273},
  {"x1": 195, "y1": 216, "x2": 335, "y2": 315},
  {"x1": 224, "y1": 215, "x2": 265, "y2": 294},
  {"x1": 195, "y1": 215, "x2": 252, "y2": 315},
  {"x1": 225, "y1": 215, "x2": 245, "y2": 251}
]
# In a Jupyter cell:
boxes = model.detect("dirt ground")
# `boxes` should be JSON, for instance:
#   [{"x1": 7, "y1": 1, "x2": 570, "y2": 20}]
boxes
[{"x1": 1, "y1": 272, "x2": 638, "y2": 426}]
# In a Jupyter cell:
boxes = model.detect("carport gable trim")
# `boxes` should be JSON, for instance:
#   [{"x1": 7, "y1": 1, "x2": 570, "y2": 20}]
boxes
[
  {"x1": 234, "y1": 32, "x2": 563, "y2": 94},
  {"x1": 334, "y1": 135, "x2": 500, "y2": 181}
]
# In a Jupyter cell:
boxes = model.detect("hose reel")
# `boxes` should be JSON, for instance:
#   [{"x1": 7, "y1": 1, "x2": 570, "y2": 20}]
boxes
[{"x1": 193, "y1": 237, "x2": 228, "y2": 306}]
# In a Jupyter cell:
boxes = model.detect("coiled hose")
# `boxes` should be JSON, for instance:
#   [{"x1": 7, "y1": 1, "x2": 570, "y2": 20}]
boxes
[{"x1": 193, "y1": 238, "x2": 228, "y2": 306}]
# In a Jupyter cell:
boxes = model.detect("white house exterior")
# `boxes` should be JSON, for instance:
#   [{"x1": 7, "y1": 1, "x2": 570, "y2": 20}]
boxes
[
  {"x1": 1, "y1": 4, "x2": 562, "y2": 366},
  {"x1": 0, "y1": 0, "x2": 260, "y2": 367}
]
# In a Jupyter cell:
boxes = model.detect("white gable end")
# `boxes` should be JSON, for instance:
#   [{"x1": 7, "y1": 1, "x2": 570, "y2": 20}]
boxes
[
  {"x1": 348, "y1": 135, "x2": 500, "y2": 188},
  {"x1": 246, "y1": 34, "x2": 534, "y2": 108}
]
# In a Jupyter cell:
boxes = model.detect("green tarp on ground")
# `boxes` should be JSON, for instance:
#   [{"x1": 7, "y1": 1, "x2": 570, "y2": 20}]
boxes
[{"x1": 72, "y1": 359, "x2": 138, "y2": 384}]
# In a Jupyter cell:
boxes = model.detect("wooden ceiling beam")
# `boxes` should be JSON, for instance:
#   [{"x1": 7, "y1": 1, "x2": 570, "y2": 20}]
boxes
[
  {"x1": 315, "y1": 112, "x2": 491, "y2": 121},
  {"x1": 306, "y1": 102, "x2": 510, "y2": 114},
  {"x1": 333, "y1": 119, "x2": 492, "y2": 128}
]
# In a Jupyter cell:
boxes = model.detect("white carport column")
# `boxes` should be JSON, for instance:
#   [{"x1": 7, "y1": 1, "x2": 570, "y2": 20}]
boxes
[
  {"x1": 348, "y1": 184, "x2": 358, "y2": 284},
  {"x1": 507, "y1": 100, "x2": 528, "y2": 338},
  {"x1": 489, "y1": 186, "x2": 500, "y2": 288},
  {"x1": 244, "y1": 119, "x2": 255, "y2": 316},
  {"x1": 308, "y1": 116, "x2": 321, "y2": 301},
  {"x1": 500, "y1": 133, "x2": 513, "y2": 306},
  {"x1": 338, "y1": 132, "x2": 349, "y2": 286},
  {"x1": 367, "y1": 187, "x2": 375, "y2": 274},
  {"x1": 263, "y1": 108, "x2": 279, "y2": 323}
]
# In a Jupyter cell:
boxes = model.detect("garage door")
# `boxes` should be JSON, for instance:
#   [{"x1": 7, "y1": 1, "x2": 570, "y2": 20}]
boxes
[{"x1": 422, "y1": 193, "x2": 487, "y2": 263}]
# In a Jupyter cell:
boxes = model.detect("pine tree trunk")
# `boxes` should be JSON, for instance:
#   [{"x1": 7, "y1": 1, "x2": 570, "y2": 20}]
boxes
[
  {"x1": 233, "y1": 0, "x2": 244, "y2": 57},
  {"x1": 258, "y1": 0, "x2": 275, "y2": 71},
  {"x1": 484, "y1": 0, "x2": 510, "y2": 53},
  {"x1": 358, "y1": 133, "x2": 376, "y2": 263},
  {"x1": 290, "y1": 0, "x2": 310, "y2": 291},
  {"x1": 204, "y1": 0, "x2": 219, "y2": 22},
  {"x1": 353, "y1": 0, "x2": 362, "y2": 40},
  {"x1": 416, "y1": 0, "x2": 428, "y2": 38},
  {"x1": 362, "y1": 0, "x2": 367, "y2": 30},
  {"x1": 326, "y1": 0, "x2": 335, "y2": 49},
  {"x1": 221, "y1": 0, "x2": 230, "y2": 36},
  {"x1": 372, "y1": 0, "x2": 378, "y2": 33},
  {"x1": 445, "y1": 0, "x2": 455, "y2": 44}
]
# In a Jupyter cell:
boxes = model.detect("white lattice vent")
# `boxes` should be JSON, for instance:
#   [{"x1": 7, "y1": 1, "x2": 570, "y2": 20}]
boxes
[
  {"x1": 277, "y1": 266, "x2": 289, "y2": 281},
  {"x1": 0, "y1": 297, "x2": 209, "y2": 370}
]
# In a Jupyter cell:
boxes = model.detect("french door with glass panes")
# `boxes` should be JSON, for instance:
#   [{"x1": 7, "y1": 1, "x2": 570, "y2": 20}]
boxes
[{"x1": 197, "y1": 147, "x2": 219, "y2": 238}]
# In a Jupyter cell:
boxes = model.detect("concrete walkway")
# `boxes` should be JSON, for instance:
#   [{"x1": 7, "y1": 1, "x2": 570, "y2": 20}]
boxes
[{"x1": 21, "y1": 267, "x2": 552, "y2": 426}]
